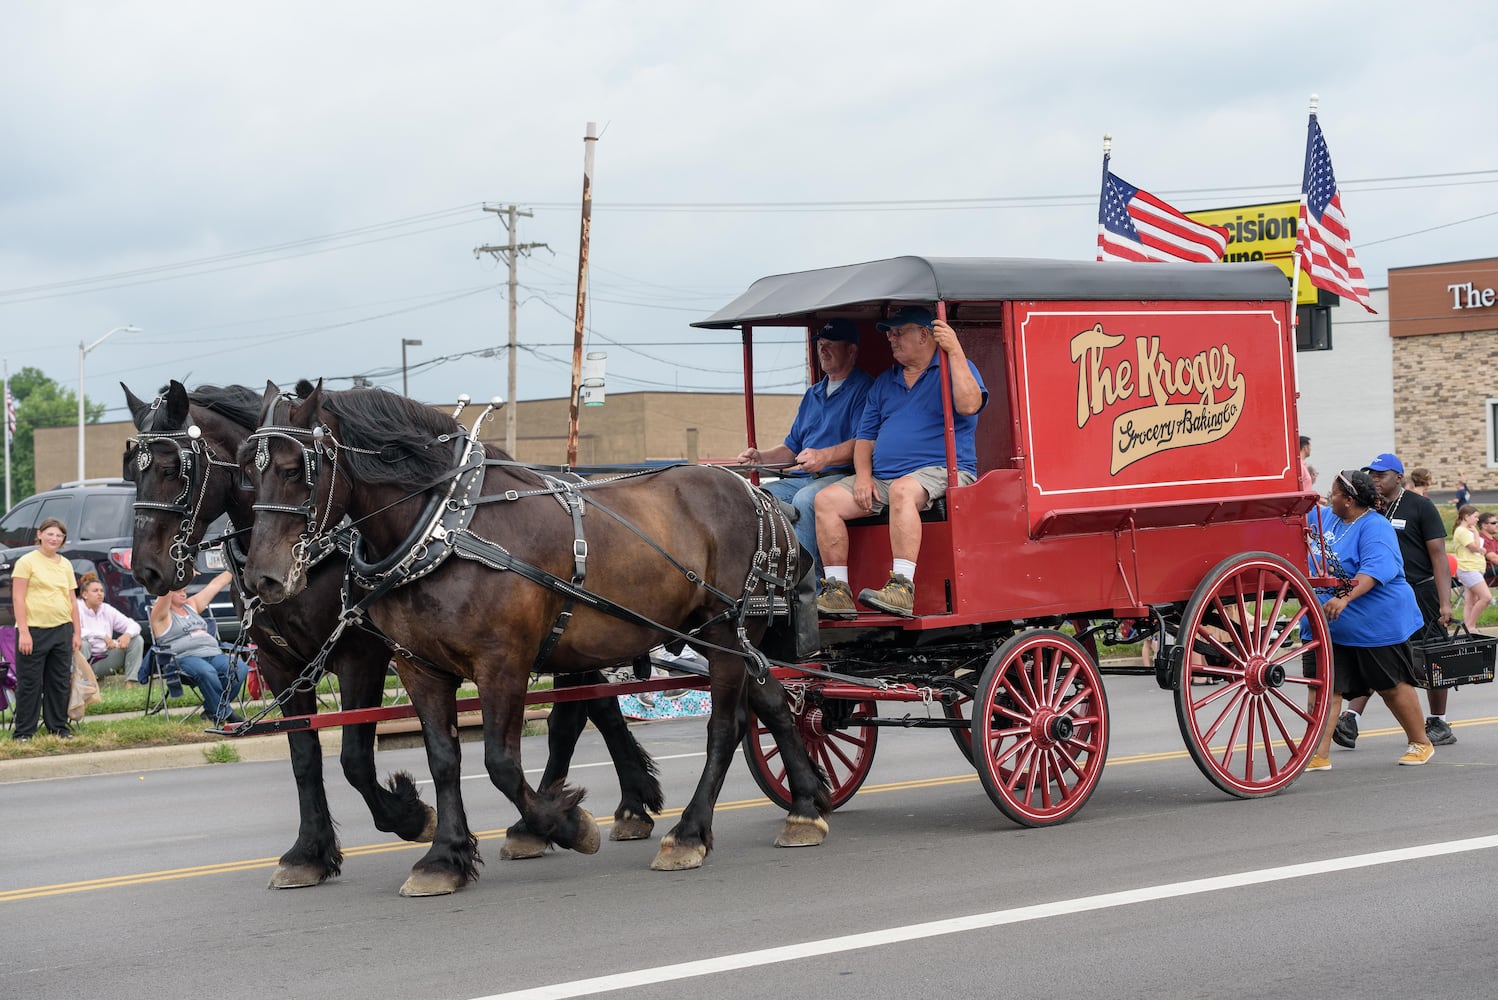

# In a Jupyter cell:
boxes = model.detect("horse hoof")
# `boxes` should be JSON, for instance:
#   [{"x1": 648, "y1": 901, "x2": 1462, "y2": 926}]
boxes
[
  {"x1": 413, "y1": 803, "x2": 438, "y2": 844},
  {"x1": 268, "y1": 863, "x2": 326, "y2": 889},
  {"x1": 572, "y1": 809, "x2": 601, "y2": 855},
  {"x1": 610, "y1": 812, "x2": 655, "y2": 842},
  {"x1": 500, "y1": 829, "x2": 549, "y2": 860},
  {"x1": 399, "y1": 870, "x2": 463, "y2": 897},
  {"x1": 650, "y1": 834, "x2": 707, "y2": 871},
  {"x1": 774, "y1": 814, "x2": 829, "y2": 849}
]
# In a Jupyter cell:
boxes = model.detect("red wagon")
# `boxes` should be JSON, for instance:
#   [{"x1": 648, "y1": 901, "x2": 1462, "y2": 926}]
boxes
[{"x1": 693, "y1": 256, "x2": 1335, "y2": 826}]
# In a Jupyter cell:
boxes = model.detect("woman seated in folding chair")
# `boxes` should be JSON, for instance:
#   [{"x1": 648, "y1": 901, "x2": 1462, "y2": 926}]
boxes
[{"x1": 148, "y1": 570, "x2": 244, "y2": 724}]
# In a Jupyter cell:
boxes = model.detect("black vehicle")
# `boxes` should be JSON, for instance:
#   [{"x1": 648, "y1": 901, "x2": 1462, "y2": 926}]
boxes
[{"x1": 0, "y1": 479, "x2": 237, "y2": 640}]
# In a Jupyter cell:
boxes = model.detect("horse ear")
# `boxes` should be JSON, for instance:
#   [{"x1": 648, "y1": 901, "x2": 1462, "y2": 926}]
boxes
[
  {"x1": 122, "y1": 384, "x2": 151, "y2": 427},
  {"x1": 290, "y1": 379, "x2": 324, "y2": 426},
  {"x1": 259, "y1": 381, "x2": 281, "y2": 425},
  {"x1": 165, "y1": 381, "x2": 191, "y2": 426}
]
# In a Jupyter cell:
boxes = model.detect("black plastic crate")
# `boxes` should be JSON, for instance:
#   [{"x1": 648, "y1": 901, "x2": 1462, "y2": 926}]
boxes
[{"x1": 1411, "y1": 627, "x2": 1497, "y2": 689}]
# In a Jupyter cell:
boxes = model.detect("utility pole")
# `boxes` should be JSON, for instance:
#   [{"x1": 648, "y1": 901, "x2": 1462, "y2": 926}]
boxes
[{"x1": 477, "y1": 205, "x2": 548, "y2": 456}]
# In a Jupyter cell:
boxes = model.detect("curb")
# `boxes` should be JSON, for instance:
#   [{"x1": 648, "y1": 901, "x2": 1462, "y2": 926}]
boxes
[{"x1": 0, "y1": 729, "x2": 344, "y2": 784}]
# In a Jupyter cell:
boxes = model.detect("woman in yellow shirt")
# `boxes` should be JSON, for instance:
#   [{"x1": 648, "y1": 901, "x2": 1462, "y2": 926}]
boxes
[
  {"x1": 11, "y1": 517, "x2": 82, "y2": 741},
  {"x1": 1453, "y1": 505, "x2": 1492, "y2": 632}
]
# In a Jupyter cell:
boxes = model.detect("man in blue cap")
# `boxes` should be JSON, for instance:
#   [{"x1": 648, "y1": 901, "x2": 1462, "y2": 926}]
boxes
[
  {"x1": 1334, "y1": 452, "x2": 1457, "y2": 749},
  {"x1": 737, "y1": 318, "x2": 874, "y2": 585},
  {"x1": 814, "y1": 305, "x2": 986, "y2": 617}
]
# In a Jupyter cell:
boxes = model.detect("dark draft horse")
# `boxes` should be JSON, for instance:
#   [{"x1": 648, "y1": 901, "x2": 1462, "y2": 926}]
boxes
[
  {"x1": 121, "y1": 380, "x2": 664, "y2": 887},
  {"x1": 241, "y1": 381, "x2": 830, "y2": 896}
]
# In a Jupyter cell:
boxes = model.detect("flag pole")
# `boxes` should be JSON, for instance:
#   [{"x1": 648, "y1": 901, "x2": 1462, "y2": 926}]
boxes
[
  {"x1": 3, "y1": 358, "x2": 11, "y2": 511},
  {"x1": 1096, "y1": 134, "x2": 1112, "y2": 261},
  {"x1": 1289, "y1": 93, "x2": 1317, "y2": 390}
]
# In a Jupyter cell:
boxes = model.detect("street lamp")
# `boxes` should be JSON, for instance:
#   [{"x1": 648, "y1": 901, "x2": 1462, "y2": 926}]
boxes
[
  {"x1": 401, "y1": 338, "x2": 423, "y2": 397},
  {"x1": 79, "y1": 324, "x2": 140, "y2": 481}
]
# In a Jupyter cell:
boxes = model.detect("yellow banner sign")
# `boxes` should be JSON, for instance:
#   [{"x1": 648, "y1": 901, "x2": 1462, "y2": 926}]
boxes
[{"x1": 1188, "y1": 200, "x2": 1316, "y2": 305}]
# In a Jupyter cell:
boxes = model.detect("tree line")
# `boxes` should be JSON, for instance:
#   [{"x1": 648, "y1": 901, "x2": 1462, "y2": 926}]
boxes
[{"x1": 4, "y1": 367, "x2": 105, "y2": 504}]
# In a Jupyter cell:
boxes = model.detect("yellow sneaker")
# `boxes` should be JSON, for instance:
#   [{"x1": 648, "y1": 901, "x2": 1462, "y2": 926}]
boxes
[
  {"x1": 1306, "y1": 754, "x2": 1332, "y2": 772},
  {"x1": 816, "y1": 579, "x2": 857, "y2": 618},
  {"x1": 1397, "y1": 742, "x2": 1435, "y2": 766}
]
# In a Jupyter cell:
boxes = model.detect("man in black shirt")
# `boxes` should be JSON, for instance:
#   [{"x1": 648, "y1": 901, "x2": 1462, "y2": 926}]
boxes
[{"x1": 1334, "y1": 452, "x2": 1455, "y2": 748}]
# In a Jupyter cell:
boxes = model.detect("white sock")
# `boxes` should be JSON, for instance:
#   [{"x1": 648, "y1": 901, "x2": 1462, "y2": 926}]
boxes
[
  {"x1": 892, "y1": 559, "x2": 916, "y2": 580},
  {"x1": 825, "y1": 566, "x2": 848, "y2": 583},
  {"x1": 1431, "y1": 714, "x2": 1447, "y2": 722},
  {"x1": 1346, "y1": 710, "x2": 1361, "y2": 721}
]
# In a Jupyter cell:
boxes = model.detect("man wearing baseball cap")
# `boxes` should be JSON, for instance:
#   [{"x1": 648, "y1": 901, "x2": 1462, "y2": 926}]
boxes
[
  {"x1": 1333, "y1": 451, "x2": 1457, "y2": 750},
  {"x1": 737, "y1": 318, "x2": 873, "y2": 585},
  {"x1": 814, "y1": 305, "x2": 987, "y2": 617}
]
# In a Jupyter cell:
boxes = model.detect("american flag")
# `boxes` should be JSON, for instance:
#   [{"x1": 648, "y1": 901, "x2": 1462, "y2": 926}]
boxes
[
  {"x1": 1296, "y1": 115, "x2": 1374, "y2": 312},
  {"x1": 1096, "y1": 162, "x2": 1228, "y2": 264}
]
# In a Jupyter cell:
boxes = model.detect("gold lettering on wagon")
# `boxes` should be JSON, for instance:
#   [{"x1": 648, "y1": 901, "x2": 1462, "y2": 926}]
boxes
[{"x1": 1069, "y1": 323, "x2": 1246, "y2": 474}]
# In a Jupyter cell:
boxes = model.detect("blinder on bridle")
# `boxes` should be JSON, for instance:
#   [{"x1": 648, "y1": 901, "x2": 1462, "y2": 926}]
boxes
[{"x1": 246, "y1": 420, "x2": 338, "y2": 539}]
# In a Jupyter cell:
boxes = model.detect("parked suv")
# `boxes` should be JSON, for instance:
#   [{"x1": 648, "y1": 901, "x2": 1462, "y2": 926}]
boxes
[{"x1": 0, "y1": 479, "x2": 237, "y2": 641}]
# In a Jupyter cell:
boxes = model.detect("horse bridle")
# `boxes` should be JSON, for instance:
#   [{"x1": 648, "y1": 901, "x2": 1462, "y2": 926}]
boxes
[{"x1": 127, "y1": 398, "x2": 242, "y2": 584}]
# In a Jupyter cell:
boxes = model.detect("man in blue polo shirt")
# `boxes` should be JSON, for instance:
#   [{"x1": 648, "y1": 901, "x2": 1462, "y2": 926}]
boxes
[
  {"x1": 737, "y1": 318, "x2": 873, "y2": 584},
  {"x1": 814, "y1": 305, "x2": 986, "y2": 617}
]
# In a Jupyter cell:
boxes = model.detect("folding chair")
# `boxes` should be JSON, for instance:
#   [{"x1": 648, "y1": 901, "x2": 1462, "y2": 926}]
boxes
[
  {"x1": 142, "y1": 619, "x2": 245, "y2": 721},
  {"x1": 0, "y1": 626, "x2": 17, "y2": 731}
]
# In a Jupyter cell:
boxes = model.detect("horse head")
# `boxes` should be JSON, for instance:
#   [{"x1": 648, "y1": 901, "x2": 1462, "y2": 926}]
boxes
[
  {"x1": 239, "y1": 379, "x2": 345, "y2": 603},
  {"x1": 122, "y1": 379, "x2": 250, "y2": 595}
]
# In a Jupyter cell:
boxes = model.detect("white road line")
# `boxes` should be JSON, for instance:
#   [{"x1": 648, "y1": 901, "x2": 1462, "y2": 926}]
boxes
[
  {"x1": 472, "y1": 834, "x2": 1498, "y2": 1000},
  {"x1": 410, "y1": 751, "x2": 708, "y2": 786}
]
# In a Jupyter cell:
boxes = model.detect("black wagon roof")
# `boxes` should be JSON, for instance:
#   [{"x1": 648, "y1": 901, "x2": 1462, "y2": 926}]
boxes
[{"x1": 692, "y1": 256, "x2": 1292, "y2": 329}]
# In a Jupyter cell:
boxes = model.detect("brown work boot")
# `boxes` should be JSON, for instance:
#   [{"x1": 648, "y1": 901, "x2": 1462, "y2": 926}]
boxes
[
  {"x1": 859, "y1": 573, "x2": 915, "y2": 617},
  {"x1": 816, "y1": 579, "x2": 857, "y2": 618}
]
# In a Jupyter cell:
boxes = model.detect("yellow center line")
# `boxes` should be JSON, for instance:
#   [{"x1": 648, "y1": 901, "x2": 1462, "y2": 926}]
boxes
[{"x1": 6, "y1": 716, "x2": 1495, "y2": 903}]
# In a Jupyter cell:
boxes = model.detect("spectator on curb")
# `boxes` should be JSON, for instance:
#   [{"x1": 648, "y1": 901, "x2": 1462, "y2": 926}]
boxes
[
  {"x1": 10, "y1": 518, "x2": 82, "y2": 741},
  {"x1": 1479, "y1": 512, "x2": 1498, "y2": 587},
  {"x1": 1452, "y1": 505, "x2": 1492, "y2": 631},
  {"x1": 1407, "y1": 467, "x2": 1432, "y2": 497},
  {"x1": 149, "y1": 570, "x2": 244, "y2": 725},
  {"x1": 76, "y1": 572, "x2": 144, "y2": 681}
]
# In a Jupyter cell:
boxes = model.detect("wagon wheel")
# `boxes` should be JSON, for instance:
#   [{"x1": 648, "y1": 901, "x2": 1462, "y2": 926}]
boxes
[
  {"x1": 972, "y1": 629, "x2": 1110, "y2": 827},
  {"x1": 1174, "y1": 552, "x2": 1332, "y2": 798},
  {"x1": 742, "y1": 697, "x2": 878, "y2": 811}
]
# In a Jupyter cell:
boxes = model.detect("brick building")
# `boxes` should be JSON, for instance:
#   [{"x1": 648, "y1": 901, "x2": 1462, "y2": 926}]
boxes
[{"x1": 1387, "y1": 258, "x2": 1498, "y2": 493}]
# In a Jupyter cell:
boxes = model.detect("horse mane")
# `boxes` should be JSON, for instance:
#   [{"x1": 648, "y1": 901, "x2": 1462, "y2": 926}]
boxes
[
  {"x1": 186, "y1": 384, "x2": 263, "y2": 432},
  {"x1": 318, "y1": 387, "x2": 471, "y2": 491}
]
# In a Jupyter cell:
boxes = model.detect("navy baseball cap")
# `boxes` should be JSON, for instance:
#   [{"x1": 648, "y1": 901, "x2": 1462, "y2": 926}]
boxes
[
  {"x1": 876, "y1": 305, "x2": 935, "y2": 331},
  {"x1": 815, "y1": 318, "x2": 859, "y2": 344},
  {"x1": 1363, "y1": 453, "x2": 1404, "y2": 475}
]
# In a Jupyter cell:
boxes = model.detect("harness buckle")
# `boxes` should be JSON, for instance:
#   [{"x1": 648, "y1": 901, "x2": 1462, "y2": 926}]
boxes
[
  {"x1": 505, "y1": 490, "x2": 520, "y2": 501},
  {"x1": 573, "y1": 539, "x2": 588, "y2": 561}
]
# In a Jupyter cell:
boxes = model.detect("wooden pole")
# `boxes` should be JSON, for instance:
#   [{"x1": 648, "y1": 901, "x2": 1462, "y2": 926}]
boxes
[{"x1": 566, "y1": 122, "x2": 598, "y2": 466}]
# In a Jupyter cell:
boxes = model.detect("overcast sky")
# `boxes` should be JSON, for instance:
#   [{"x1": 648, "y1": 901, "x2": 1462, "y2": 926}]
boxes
[{"x1": 3, "y1": 1, "x2": 1495, "y2": 426}]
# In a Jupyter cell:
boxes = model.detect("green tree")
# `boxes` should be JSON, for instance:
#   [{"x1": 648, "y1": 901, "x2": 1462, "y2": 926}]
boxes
[{"x1": 3, "y1": 367, "x2": 105, "y2": 503}]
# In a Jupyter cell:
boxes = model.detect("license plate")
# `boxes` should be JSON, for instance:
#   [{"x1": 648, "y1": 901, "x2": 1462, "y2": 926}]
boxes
[{"x1": 203, "y1": 548, "x2": 226, "y2": 570}]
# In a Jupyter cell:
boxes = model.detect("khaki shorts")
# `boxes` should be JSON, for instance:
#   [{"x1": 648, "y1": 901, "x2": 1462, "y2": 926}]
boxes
[{"x1": 834, "y1": 466, "x2": 975, "y2": 515}]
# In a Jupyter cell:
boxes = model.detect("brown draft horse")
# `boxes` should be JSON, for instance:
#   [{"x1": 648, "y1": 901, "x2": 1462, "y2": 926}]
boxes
[
  {"x1": 241, "y1": 381, "x2": 830, "y2": 896},
  {"x1": 122, "y1": 381, "x2": 665, "y2": 887}
]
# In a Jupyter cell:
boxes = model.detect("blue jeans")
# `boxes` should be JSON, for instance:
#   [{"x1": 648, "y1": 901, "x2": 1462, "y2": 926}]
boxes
[
  {"x1": 175, "y1": 653, "x2": 242, "y2": 722},
  {"x1": 761, "y1": 474, "x2": 845, "y2": 585}
]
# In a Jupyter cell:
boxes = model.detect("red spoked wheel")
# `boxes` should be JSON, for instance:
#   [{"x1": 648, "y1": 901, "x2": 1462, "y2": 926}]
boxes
[
  {"x1": 972, "y1": 630, "x2": 1110, "y2": 827},
  {"x1": 742, "y1": 696, "x2": 878, "y2": 811},
  {"x1": 1174, "y1": 552, "x2": 1332, "y2": 798}
]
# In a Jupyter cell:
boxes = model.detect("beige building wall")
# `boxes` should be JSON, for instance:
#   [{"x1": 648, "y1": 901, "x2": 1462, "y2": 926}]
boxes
[
  {"x1": 1392, "y1": 329, "x2": 1497, "y2": 493},
  {"x1": 34, "y1": 390, "x2": 804, "y2": 491}
]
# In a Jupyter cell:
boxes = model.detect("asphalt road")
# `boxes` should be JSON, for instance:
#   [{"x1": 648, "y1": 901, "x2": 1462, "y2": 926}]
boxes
[{"x1": 5, "y1": 674, "x2": 1498, "y2": 1000}]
